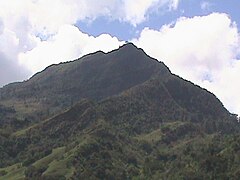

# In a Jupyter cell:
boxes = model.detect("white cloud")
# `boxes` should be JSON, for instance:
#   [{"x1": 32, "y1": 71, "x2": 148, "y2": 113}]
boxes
[
  {"x1": 202, "y1": 60, "x2": 240, "y2": 115},
  {"x1": 0, "y1": 0, "x2": 179, "y2": 87},
  {"x1": 134, "y1": 13, "x2": 240, "y2": 115},
  {"x1": 123, "y1": 0, "x2": 159, "y2": 26},
  {"x1": 0, "y1": 18, "x2": 3, "y2": 34},
  {"x1": 0, "y1": 28, "x2": 19, "y2": 58},
  {"x1": 0, "y1": 52, "x2": 31, "y2": 87},
  {"x1": 19, "y1": 25, "x2": 124, "y2": 73},
  {"x1": 0, "y1": 0, "x2": 180, "y2": 34},
  {"x1": 0, "y1": 16, "x2": 33, "y2": 86},
  {"x1": 123, "y1": 0, "x2": 180, "y2": 26},
  {"x1": 0, "y1": 1, "x2": 239, "y2": 117}
]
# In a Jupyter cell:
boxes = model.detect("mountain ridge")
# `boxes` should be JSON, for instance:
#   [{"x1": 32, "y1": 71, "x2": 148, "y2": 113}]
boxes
[
  {"x1": 0, "y1": 42, "x2": 236, "y2": 134},
  {"x1": 0, "y1": 43, "x2": 171, "y2": 122},
  {"x1": 0, "y1": 43, "x2": 239, "y2": 179}
]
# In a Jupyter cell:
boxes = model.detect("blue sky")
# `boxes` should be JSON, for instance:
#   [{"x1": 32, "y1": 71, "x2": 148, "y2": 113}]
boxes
[
  {"x1": 77, "y1": 0, "x2": 240, "y2": 40},
  {"x1": 0, "y1": 0, "x2": 240, "y2": 115}
]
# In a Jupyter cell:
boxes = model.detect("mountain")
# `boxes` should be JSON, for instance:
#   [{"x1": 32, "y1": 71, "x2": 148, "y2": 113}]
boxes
[
  {"x1": 0, "y1": 43, "x2": 239, "y2": 180},
  {"x1": 0, "y1": 43, "x2": 169, "y2": 124}
]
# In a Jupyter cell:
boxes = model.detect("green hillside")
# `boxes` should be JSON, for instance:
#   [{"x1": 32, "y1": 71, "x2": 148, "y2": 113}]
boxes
[{"x1": 0, "y1": 43, "x2": 239, "y2": 179}]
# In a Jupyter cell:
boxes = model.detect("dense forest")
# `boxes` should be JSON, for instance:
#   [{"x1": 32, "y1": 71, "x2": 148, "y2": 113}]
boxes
[{"x1": 0, "y1": 43, "x2": 239, "y2": 179}]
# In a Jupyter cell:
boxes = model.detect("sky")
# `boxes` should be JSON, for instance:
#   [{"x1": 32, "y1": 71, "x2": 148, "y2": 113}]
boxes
[{"x1": 0, "y1": 0, "x2": 240, "y2": 115}]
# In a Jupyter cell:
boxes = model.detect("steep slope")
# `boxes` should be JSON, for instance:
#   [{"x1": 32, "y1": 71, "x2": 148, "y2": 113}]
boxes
[
  {"x1": 0, "y1": 43, "x2": 231, "y2": 128},
  {"x1": 0, "y1": 43, "x2": 169, "y2": 124},
  {"x1": 1, "y1": 44, "x2": 168, "y2": 100},
  {"x1": 1, "y1": 74, "x2": 236, "y2": 165},
  {"x1": 0, "y1": 43, "x2": 239, "y2": 179},
  {"x1": 99, "y1": 75, "x2": 236, "y2": 134},
  {"x1": 0, "y1": 82, "x2": 239, "y2": 179}
]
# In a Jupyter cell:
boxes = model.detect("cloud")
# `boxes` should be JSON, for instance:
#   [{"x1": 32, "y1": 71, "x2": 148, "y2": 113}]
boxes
[
  {"x1": 0, "y1": 1, "x2": 239, "y2": 117},
  {"x1": 202, "y1": 61, "x2": 240, "y2": 115},
  {"x1": 19, "y1": 24, "x2": 123, "y2": 73},
  {"x1": 0, "y1": 18, "x2": 3, "y2": 34},
  {"x1": 0, "y1": 52, "x2": 31, "y2": 87},
  {"x1": 0, "y1": 14, "x2": 35, "y2": 86},
  {"x1": 123, "y1": 0, "x2": 180, "y2": 26},
  {"x1": 0, "y1": 0, "x2": 180, "y2": 34},
  {"x1": 134, "y1": 13, "x2": 240, "y2": 115},
  {"x1": 0, "y1": 0, "x2": 180, "y2": 87}
]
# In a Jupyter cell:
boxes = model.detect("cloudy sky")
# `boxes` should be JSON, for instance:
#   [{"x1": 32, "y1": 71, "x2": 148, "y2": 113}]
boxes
[{"x1": 0, "y1": 0, "x2": 240, "y2": 115}]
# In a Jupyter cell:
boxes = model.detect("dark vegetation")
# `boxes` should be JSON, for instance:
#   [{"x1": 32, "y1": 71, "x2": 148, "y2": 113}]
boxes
[{"x1": 0, "y1": 43, "x2": 239, "y2": 179}]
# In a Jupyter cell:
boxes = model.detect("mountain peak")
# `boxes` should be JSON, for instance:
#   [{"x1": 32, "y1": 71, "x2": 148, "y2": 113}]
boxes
[
  {"x1": 121, "y1": 42, "x2": 138, "y2": 48},
  {"x1": 0, "y1": 42, "x2": 231, "y2": 126},
  {"x1": 118, "y1": 42, "x2": 141, "y2": 52},
  {"x1": 0, "y1": 41, "x2": 239, "y2": 180},
  {"x1": 0, "y1": 42, "x2": 170, "y2": 116}
]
